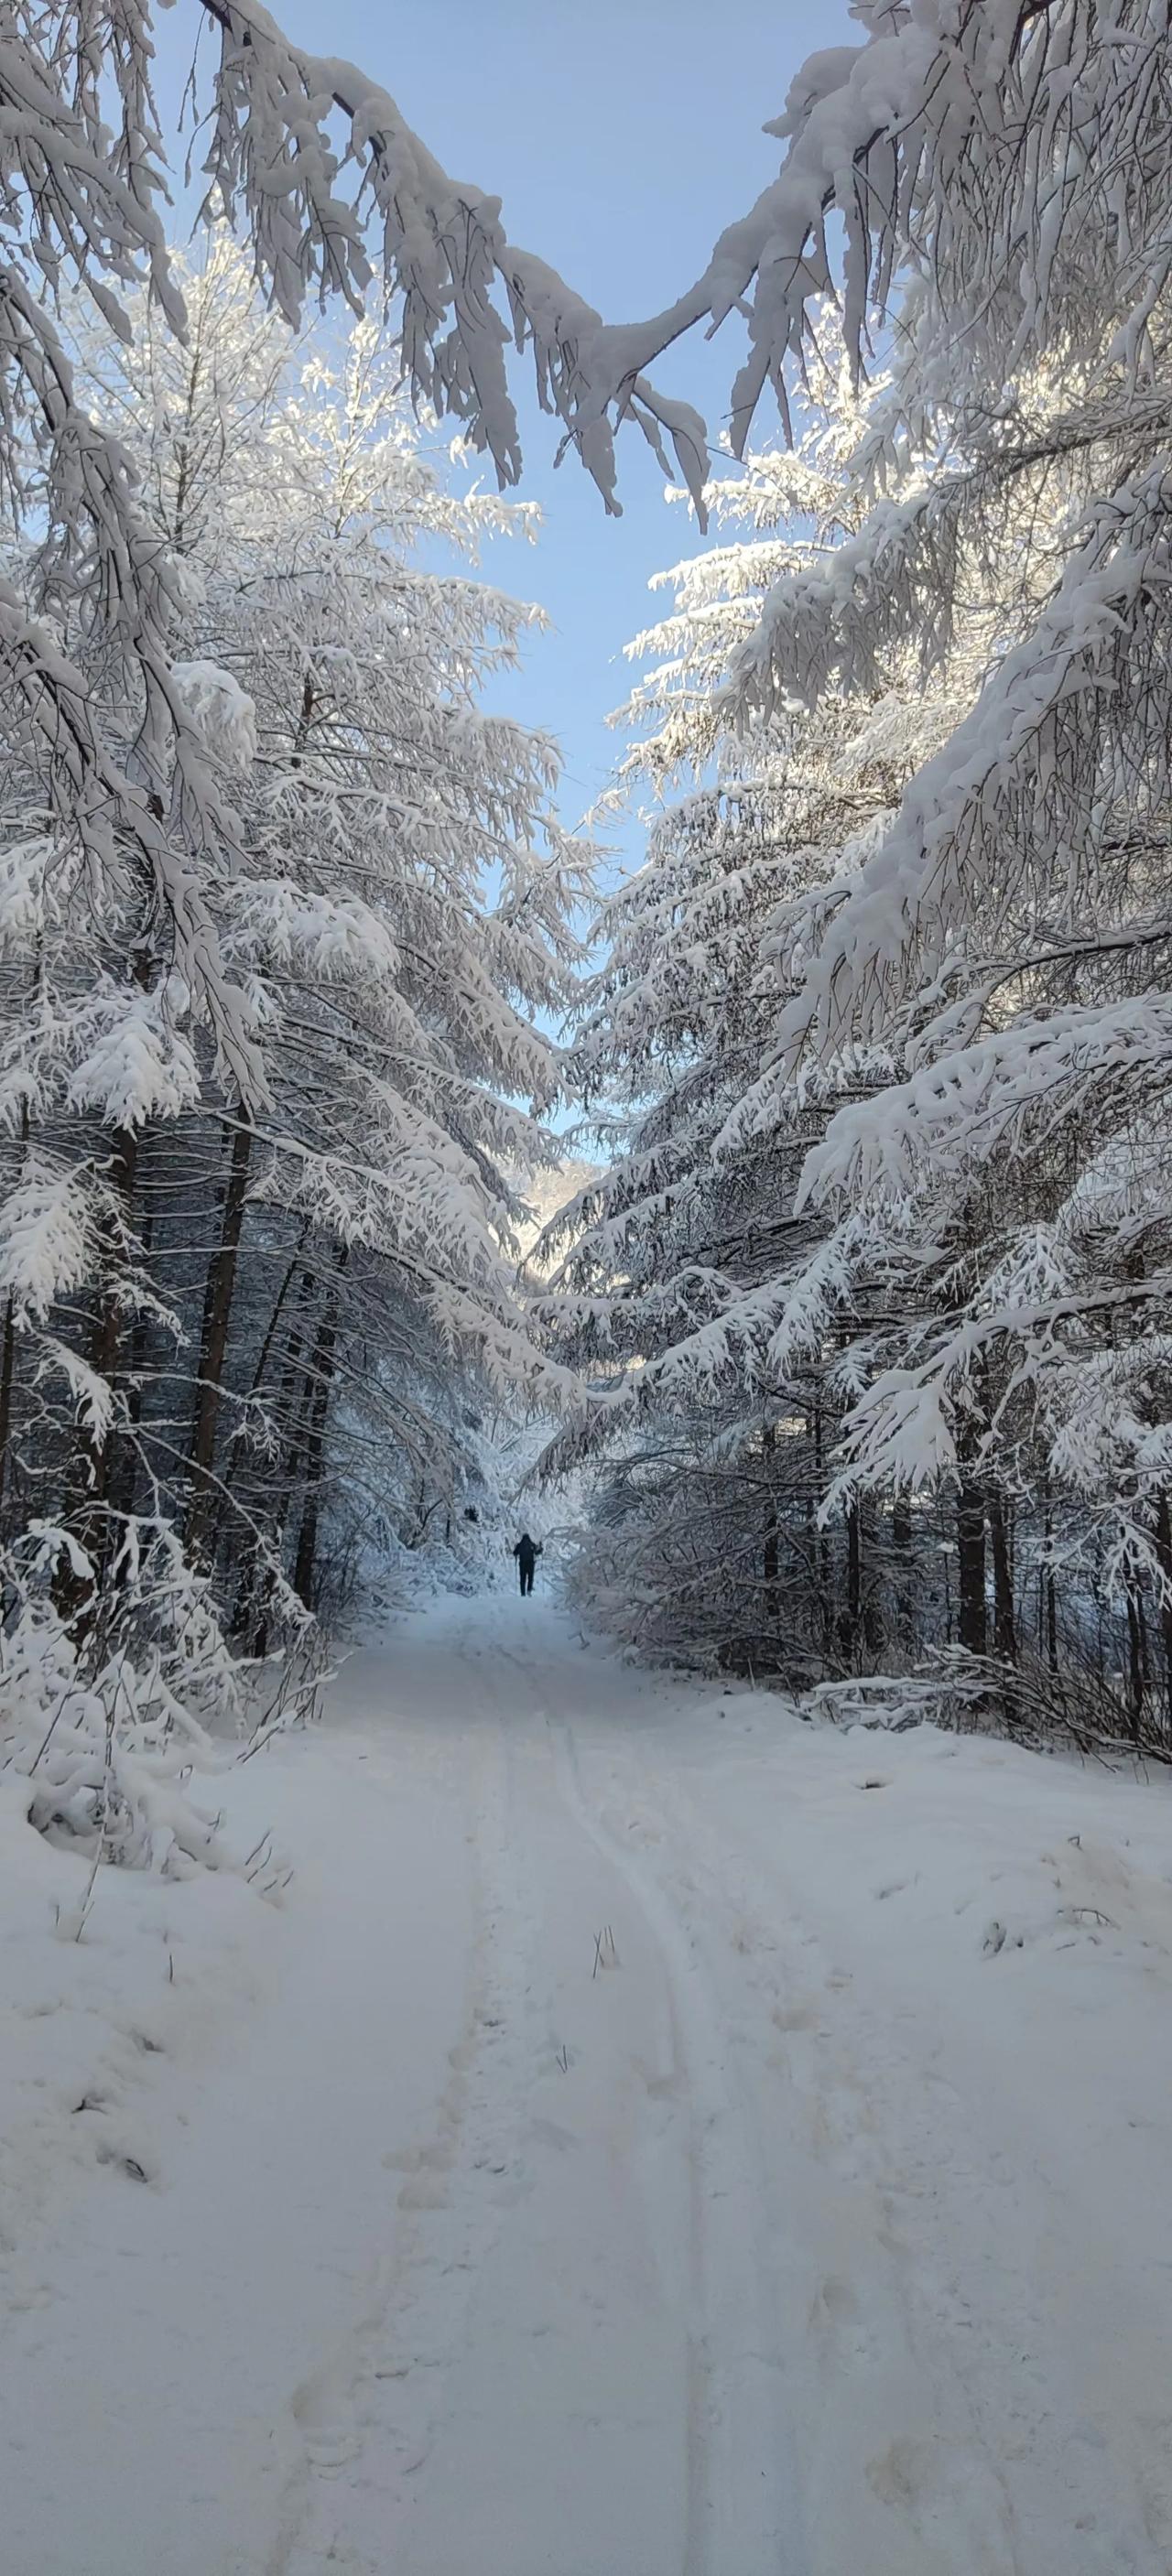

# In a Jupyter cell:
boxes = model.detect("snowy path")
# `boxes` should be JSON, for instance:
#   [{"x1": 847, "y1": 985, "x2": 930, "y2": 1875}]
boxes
[{"x1": 5, "y1": 1593, "x2": 1172, "y2": 2574}]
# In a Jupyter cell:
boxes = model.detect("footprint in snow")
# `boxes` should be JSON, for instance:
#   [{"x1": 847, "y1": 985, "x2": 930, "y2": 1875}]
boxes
[
  {"x1": 397, "y1": 2170, "x2": 449, "y2": 2212},
  {"x1": 94, "y1": 2140, "x2": 153, "y2": 2183},
  {"x1": 529, "y1": 2116, "x2": 577, "y2": 2153},
  {"x1": 292, "y1": 2365, "x2": 363, "y2": 2473}
]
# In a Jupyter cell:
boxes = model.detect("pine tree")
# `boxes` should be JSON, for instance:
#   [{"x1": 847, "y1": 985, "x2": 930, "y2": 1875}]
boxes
[
  {"x1": 0, "y1": 242, "x2": 589, "y2": 1863},
  {"x1": 542, "y1": 398, "x2": 962, "y2": 1673}
]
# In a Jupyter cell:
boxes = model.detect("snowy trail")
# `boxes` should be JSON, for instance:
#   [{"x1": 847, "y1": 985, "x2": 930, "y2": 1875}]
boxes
[
  {"x1": 5, "y1": 1592, "x2": 1172, "y2": 2574},
  {"x1": 281, "y1": 1607, "x2": 800, "y2": 2576}
]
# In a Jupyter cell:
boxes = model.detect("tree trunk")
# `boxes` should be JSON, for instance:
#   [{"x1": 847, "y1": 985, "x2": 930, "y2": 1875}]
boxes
[
  {"x1": 60, "y1": 945, "x2": 154, "y2": 1617},
  {"x1": 83, "y1": 1131, "x2": 138, "y2": 1519},
  {"x1": 812, "y1": 1401, "x2": 831, "y2": 1654},
  {"x1": 891, "y1": 1488, "x2": 914, "y2": 1649},
  {"x1": 956, "y1": 1462, "x2": 987, "y2": 1657},
  {"x1": 860, "y1": 1500, "x2": 884, "y2": 1654},
  {"x1": 243, "y1": 1266, "x2": 318, "y2": 1652},
  {"x1": 844, "y1": 1497, "x2": 863, "y2": 1658},
  {"x1": 987, "y1": 1486, "x2": 1016, "y2": 1663},
  {"x1": 1154, "y1": 1491, "x2": 1172, "y2": 1735},
  {"x1": 247, "y1": 1220, "x2": 311, "y2": 1412},
  {"x1": 103, "y1": 1192, "x2": 157, "y2": 1542},
  {"x1": 56, "y1": 1124, "x2": 139, "y2": 1624},
  {"x1": 186, "y1": 1115, "x2": 253, "y2": 1554},
  {"x1": 0, "y1": 1292, "x2": 17, "y2": 1521},
  {"x1": 291, "y1": 1248, "x2": 348, "y2": 1612},
  {"x1": 762, "y1": 1423, "x2": 781, "y2": 1649},
  {"x1": 0, "y1": 1078, "x2": 34, "y2": 1521},
  {"x1": 1040, "y1": 1501, "x2": 1058, "y2": 1675},
  {"x1": 1125, "y1": 1579, "x2": 1146, "y2": 1737}
]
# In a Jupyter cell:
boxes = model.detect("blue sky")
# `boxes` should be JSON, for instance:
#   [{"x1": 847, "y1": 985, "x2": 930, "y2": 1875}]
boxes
[{"x1": 153, "y1": 0, "x2": 854, "y2": 870}]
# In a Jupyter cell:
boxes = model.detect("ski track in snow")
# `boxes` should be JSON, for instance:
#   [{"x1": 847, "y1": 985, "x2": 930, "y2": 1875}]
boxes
[
  {"x1": 5, "y1": 1590, "x2": 1172, "y2": 2574},
  {"x1": 535, "y1": 1655, "x2": 807, "y2": 2576}
]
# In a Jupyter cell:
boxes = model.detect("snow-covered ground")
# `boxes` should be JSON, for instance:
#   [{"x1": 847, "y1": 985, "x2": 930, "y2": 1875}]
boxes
[{"x1": 4, "y1": 1592, "x2": 1172, "y2": 2575}]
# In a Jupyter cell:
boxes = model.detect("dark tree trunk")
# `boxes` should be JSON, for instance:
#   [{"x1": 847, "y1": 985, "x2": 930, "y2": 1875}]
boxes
[
  {"x1": 762, "y1": 1423, "x2": 781, "y2": 1645},
  {"x1": 83, "y1": 1131, "x2": 138, "y2": 1509},
  {"x1": 0, "y1": 1292, "x2": 16, "y2": 1521},
  {"x1": 844, "y1": 1498, "x2": 863, "y2": 1657},
  {"x1": 247, "y1": 1220, "x2": 311, "y2": 1412},
  {"x1": 860, "y1": 1501, "x2": 884, "y2": 1654},
  {"x1": 0, "y1": 1087, "x2": 34, "y2": 1522},
  {"x1": 1125, "y1": 1579, "x2": 1146, "y2": 1736},
  {"x1": 1091, "y1": 1544, "x2": 1105, "y2": 1689},
  {"x1": 243, "y1": 1267, "x2": 318, "y2": 1653},
  {"x1": 1039, "y1": 1502, "x2": 1059, "y2": 1675},
  {"x1": 891, "y1": 1488, "x2": 914, "y2": 1648},
  {"x1": 291, "y1": 1249, "x2": 348, "y2": 1612},
  {"x1": 813, "y1": 1402, "x2": 831, "y2": 1653},
  {"x1": 186, "y1": 1116, "x2": 253, "y2": 1553},
  {"x1": 103, "y1": 1193, "x2": 157, "y2": 1541},
  {"x1": 956, "y1": 1461, "x2": 987, "y2": 1657},
  {"x1": 56, "y1": 1125, "x2": 139, "y2": 1624},
  {"x1": 987, "y1": 1487, "x2": 1016, "y2": 1664},
  {"x1": 1154, "y1": 1490, "x2": 1172, "y2": 1734}
]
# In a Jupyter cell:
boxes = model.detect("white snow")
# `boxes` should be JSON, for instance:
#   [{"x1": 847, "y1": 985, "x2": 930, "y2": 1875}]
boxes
[{"x1": 4, "y1": 1592, "x2": 1172, "y2": 2574}]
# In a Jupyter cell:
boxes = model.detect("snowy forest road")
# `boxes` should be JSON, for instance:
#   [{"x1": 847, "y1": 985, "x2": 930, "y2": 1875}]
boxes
[
  {"x1": 6, "y1": 1594, "x2": 1172, "y2": 2576},
  {"x1": 281, "y1": 1598, "x2": 807, "y2": 2576}
]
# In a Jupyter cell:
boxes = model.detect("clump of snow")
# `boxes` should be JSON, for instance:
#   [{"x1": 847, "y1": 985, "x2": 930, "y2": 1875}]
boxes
[{"x1": 170, "y1": 659, "x2": 258, "y2": 770}]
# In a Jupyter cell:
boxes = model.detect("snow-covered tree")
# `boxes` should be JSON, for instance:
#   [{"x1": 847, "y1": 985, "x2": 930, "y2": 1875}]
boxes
[
  {"x1": 549, "y1": 301, "x2": 1172, "y2": 1744},
  {"x1": 536, "y1": 404, "x2": 951, "y2": 1674},
  {"x1": 692, "y1": 16, "x2": 1172, "y2": 1732},
  {"x1": 0, "y1": 240, "x2": 588, "y2": 1860}
]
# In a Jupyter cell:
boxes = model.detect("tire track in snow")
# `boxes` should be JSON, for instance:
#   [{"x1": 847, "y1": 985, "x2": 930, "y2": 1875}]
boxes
[
  {"x1": 574, "y1": 1716, "x2": 1036, "y2": 2576},
  {"x1": 272, "y1": 1616, "x2": 707, "y2": 2576},
  {"x1": 269, "y1": 1694, "x2": 537, "y2": 2576},
  {"x1": 388, "y1": 1627, "x2": 699, "y2": 2574},
  {"x1": 274, "y1": 1609, "x2": 804, "y2": 2576},
  {"x1": 523, "y1": 1664, "x2": 809, "y2": 2576}
]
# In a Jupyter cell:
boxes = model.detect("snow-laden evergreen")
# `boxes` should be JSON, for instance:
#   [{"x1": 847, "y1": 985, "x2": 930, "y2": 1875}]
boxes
[
  {"x1": 550, "y1": 342, "x2": 1172, "y2": 1746},
  {"x1": 538, "y1": 401, "x2": 960, "y2": 1677},
  {"x1": 450, "y1": 5, "x2": 1172, "y2": 1748},
  {"x1": 0, "y1": 242, "x2": 589, "y2": 1869}
]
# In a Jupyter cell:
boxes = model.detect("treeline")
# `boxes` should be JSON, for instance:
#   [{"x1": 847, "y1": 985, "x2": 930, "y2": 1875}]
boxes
[{"x1": 541, "y1": 302, "x2": 1172, "y2": 1753}]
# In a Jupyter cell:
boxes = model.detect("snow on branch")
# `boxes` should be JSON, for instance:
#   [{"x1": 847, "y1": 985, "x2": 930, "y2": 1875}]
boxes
[
  {"x1": 723, "y1": 463, "x2": 1172, "y2": 1084},
  {"x1": 193, "y1": 0, "x2": 710, "y2": 515},
  {"x1": 803, "y1": 999, "x2": 1172, "y2": 1205},
  {"x1": 187, "y1": 3, "x2": 1172, "y2": 505}
]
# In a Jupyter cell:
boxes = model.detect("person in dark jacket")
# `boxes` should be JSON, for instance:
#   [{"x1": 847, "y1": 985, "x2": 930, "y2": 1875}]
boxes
[{"x1": 513, "y1": 1532, "x2": 542, "y2": 1596}]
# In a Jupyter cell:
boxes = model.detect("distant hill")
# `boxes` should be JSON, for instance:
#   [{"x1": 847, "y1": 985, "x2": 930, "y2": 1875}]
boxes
[{"x1": 512, "y1": 1160, "x2": 605, "y2": 1272}]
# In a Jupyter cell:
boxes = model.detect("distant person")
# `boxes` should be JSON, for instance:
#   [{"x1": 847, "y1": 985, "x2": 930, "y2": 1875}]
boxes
[{"x1": 513, "y1": 1532, "x2": 542, "y2": 1596}]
